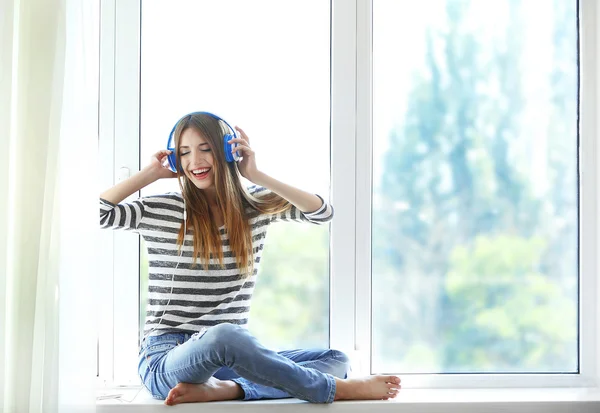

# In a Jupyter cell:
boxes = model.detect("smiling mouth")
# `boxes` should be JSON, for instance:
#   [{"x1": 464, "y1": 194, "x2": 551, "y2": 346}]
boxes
[{"x1": 190, "y1": 167, "x2": 211, "y2": 180}]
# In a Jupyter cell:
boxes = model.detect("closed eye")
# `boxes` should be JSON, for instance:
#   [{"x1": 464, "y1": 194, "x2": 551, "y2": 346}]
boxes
[{"x1": 179, "y1": 146, "x2": 211, "y2": 155}]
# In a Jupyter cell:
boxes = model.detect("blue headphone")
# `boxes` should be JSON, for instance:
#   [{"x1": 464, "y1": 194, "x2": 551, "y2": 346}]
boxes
[{"x1": 166, "y1": 111, "x2": 240, "y2": 172}]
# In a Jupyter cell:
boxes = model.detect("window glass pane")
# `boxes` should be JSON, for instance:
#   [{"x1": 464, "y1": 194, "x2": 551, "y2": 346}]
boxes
[
  {"x1": 139, "y1": 0, "x2": 331, "y2": 350},
  {"x1": 372, "y1": 0, "x2": 578, "y2": 373}
]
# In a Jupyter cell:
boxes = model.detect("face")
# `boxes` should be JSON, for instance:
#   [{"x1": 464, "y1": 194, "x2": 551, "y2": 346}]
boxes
[{"x1": 178, "y1": 127, "x2": 215, "y2": 190}]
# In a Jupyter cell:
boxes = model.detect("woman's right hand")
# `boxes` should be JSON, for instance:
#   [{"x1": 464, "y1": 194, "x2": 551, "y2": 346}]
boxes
[
  {"x1": 145, "y1": 149, "x2": 178, "y2": 180},
  {"x1": 101, "y1": 150, "x2": 177, "y2": 204}
]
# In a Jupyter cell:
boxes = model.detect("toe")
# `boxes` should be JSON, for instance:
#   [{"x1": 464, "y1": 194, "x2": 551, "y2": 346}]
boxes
[
  {"x1": 389, "y1": 376, "x2": 401, "y2": 385},
  {"x1": 171, "y1": 395, "x2": 185, "y2": 405},
  {"x1": 165, "y1": 387, "x2": 181, "y2": 405},
  {"x1": 387, "y1": 381, "x2": 401, "y2": 390}
]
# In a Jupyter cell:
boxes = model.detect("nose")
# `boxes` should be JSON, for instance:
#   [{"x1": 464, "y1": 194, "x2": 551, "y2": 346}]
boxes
[{"x1": 189, "y1": 148, "x2": 209, "y2": 166}]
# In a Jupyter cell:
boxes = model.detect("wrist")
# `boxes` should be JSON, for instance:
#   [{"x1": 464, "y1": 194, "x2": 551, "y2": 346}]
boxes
[
  {"x1": 138, "y1": 166, "x2": 160, "y2": 185},
  {"x1": 251, "y1": 171, "x2": 269, "y2": 187}
]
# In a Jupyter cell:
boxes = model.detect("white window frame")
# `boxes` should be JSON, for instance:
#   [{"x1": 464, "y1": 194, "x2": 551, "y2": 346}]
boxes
[
  {"x1": 98, "y1": 0, "x2": 600, "y2": 390},
  {"x1": 98, "y1": 0, "x2": 142, "y2": 386}
]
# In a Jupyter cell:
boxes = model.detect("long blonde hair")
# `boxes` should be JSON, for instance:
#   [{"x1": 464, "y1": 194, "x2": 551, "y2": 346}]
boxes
[{"x1": 172, "y1": 113, "x2": 291, "y2": 276}]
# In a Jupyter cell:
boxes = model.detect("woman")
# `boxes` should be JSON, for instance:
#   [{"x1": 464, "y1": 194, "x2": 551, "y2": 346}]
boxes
[{"x1": 99, "y1": 112, "x2": 401, "y2": 405}]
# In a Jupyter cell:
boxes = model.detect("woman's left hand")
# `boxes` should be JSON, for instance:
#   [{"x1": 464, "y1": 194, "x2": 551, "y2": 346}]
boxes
[{"x1": 230, "y1": 127, "x2": 261, "y2": 183}]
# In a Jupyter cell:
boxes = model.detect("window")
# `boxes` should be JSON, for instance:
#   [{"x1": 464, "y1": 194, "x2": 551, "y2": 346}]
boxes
[
  {"x1": 371, "y1": 0, "x2": 579, "y2": 374},
  {"x1": 138, "y1": 0, "x2": 331, "y2": 351},
  {"x1": 99, "y1": 0, "x2": 598, "y2": 389}
]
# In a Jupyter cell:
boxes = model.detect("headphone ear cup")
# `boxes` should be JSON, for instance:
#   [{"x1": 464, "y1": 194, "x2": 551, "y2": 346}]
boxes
[
  {"x1": 224, "y1": 134, "x2": 238, "y2": 163},
  {"x1": 167, "y1": 151, "x2": 178, "y2": 172}
]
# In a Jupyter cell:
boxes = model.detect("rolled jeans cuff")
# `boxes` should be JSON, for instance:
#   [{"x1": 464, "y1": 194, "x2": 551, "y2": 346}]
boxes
[{"x1": 324, "y1": 373, "x2": 336, "y2": 403}]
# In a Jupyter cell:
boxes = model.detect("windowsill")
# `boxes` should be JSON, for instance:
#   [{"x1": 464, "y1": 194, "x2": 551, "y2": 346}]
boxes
[{"x1": 97, "y1": 387, "x2": 600, "y2": 413}]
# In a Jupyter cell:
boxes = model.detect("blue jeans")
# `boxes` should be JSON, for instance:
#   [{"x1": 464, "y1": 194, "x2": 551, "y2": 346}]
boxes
[{"x1": 138, "y1": 323, "x2": 351, "y2": 403}]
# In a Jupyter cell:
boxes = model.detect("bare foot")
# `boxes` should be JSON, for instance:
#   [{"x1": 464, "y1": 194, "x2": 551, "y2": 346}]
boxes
[
  {"x1": 334, "y1": 375, "x2": 401, "y2": 401},
  {"x1": 164, "y1": 377, "x2": 244, "y2": 405}
]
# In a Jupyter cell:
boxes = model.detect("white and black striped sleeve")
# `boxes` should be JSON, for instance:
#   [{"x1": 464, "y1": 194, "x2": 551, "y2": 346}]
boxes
[
  {"x1": 249, "y1": 186, "x2": 334, "y2": 225},
  {"x1": 271, "y1": 194, "x2": 334, "y2": 225},
  {"x1": 99, "y1": 198, "x2": 145, "y2": 231}
]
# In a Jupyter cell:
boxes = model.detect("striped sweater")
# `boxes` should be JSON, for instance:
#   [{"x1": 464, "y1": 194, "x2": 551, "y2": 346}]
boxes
[{"x1": 99, "y1": 185, "x2": 334, "y2": 341}]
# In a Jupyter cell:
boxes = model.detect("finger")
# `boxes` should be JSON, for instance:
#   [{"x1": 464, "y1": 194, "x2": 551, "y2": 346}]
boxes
[
  {"x1": 234, "y1": 126, "x2": 249, "y2": 143},
  {"x1": 232, "y1": 144, "x2": 253, "y2": 155},
  {"x1": 155, "y1": 150, "x2": 172, "y2": 162},
  {"x1": 159, "y1": 154, "x2": 172, "y2": 165},
  {"x1": 228, "y1": 137, "x2": 249, "y2": 146}
]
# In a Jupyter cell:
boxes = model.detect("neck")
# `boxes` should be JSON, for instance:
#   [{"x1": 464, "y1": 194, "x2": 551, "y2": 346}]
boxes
[{"x1": 202, "y1": 186, "x2": 218, "y2": 207}]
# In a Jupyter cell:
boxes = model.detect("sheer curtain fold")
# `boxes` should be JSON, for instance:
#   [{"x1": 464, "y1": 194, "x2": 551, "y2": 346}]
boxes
[{"x1": 1, "y1": 1, "x2": 99, "y2": 412}]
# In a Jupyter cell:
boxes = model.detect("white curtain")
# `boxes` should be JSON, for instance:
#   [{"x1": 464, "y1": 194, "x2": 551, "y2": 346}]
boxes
[{"x1": 1, "y1": 1, "x2": 99, "y2": 412}]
